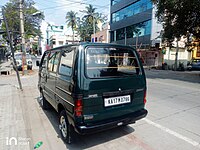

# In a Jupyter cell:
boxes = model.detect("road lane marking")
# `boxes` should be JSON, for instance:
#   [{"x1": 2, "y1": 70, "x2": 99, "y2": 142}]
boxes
[{"x1": 143, "y1": 118, "x2": 200, "y2": 149}]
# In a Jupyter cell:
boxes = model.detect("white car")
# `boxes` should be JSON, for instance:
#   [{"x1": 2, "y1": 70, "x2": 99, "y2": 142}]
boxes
[{"x1": 14, "y1": 53, "x2": 33, "y2": 71}]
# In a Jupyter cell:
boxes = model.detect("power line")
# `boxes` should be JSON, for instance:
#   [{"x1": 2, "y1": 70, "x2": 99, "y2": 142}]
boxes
[
  {"x1": 37, "y1": 0, "x2": 109, "y2": 11},
  {"x1": 42, "y1": 3, "x2": 109, "y2": 18}
]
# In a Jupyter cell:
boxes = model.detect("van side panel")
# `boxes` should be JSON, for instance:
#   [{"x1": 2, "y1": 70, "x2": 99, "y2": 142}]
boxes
[
  {"x1": 44, "y1": 72, "x2": 57, "y2": 109},
  {"x1": 56, "y1": 76, "x2": 74, "y2": 116}
]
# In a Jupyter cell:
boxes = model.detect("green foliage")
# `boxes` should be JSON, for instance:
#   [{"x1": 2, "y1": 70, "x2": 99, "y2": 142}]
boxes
[
  {"x1": 152, "y1": 0, "x2": 200, "y2": 41},
  {"x1": 81, "y1": 4, "x2": 107, "y2": 35},
  {"x1": 2, "y1": 0, "x2": 44, "y2": 40},
  {"x1": 76, "y1": 17, "x2": 92, "y2": 41},
  {"x1": 66, "y1": 11, "x2": 78, "y2": 42},
  {"x1": 66, "y1": 11, "x2": 77, "y2": 32},
  {"x1": 67, "y1": 4, "x2": 107, "y2": 42}
]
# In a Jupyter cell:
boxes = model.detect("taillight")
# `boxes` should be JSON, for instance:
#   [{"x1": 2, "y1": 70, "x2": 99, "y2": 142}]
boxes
[
  {"x1": 74, "y1": 99, "x2": 83, "y2": 117},
  {"x1": 144, "y1": 90, "x2": 147, "y2": 104}
]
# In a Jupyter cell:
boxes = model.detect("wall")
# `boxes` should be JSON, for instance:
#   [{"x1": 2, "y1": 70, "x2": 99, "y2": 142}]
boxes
[
  {"x1": 164, "y1": 47, "x2": 191, "y2": 68},
  {"x1": 91, "y1": 24, "x2": 110, "y2": 43}
]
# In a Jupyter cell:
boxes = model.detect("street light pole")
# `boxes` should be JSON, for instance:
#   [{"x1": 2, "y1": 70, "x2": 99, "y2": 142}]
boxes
[{"x1": 19, "y1": 0, "x2": 27, "y2": 75}]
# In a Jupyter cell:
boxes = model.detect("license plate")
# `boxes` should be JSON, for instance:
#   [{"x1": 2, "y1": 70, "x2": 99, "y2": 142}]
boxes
[{"x1": 104, "y1": 95, "x2": 131, "y2": 107}]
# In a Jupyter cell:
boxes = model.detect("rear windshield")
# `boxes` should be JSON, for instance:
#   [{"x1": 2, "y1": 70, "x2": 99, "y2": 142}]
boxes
[{"x1": 85, "y1": 47, "x2": 141, "y2": 78}]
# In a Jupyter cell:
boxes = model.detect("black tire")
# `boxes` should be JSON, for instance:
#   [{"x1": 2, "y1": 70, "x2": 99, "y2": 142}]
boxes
[
  {"x1": 59, "y1": 110, "x2": 72, "y2": 144},
  {"x1": 40, "y1": 90, "x2": 48, "y2": 110}
]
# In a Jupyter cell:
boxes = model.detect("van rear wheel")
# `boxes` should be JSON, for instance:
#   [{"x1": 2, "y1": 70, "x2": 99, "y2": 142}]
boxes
[{"x1": 59, "y1": 110, "x2": 71, "y2": 144}]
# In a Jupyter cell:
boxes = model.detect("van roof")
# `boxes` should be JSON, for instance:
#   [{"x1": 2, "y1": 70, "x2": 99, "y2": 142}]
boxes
[{"x1": 50, "y1": 42, "x2": 136, "y2": 51}]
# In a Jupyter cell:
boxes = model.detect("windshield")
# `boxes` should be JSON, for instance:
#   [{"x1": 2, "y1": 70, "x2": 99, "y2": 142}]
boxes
[
  {"x1": 15, "y1": 53, "x2": 31, "y2": 59},
  {"x1": 85, "y1": 47, "x2": 141, "y2": 78}
]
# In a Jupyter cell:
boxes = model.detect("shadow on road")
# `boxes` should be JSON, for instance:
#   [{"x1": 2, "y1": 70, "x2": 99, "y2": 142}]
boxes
[
  {"x1": 145, "y1": 69, "x2": 200, "y2": 84},
  {"x1": 36, "y1": 97, "x2": 135, "y2": 149}
]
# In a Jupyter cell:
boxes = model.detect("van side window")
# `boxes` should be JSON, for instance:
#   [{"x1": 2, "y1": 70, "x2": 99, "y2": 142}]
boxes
[
  {"x1": 41, "y1": 52, "x2": 48, "y2": 68},
  {"x1": 53, "y1": 52, "x2": 60, "y2": 72},
  {"x1": 48, "y1": 52, "x2": 60, "y2": 72},
  {"x1": 59, "y1": 50, "x2": 74, "y2": 76}
]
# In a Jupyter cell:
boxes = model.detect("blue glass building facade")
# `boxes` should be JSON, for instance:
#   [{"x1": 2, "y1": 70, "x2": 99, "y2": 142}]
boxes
[{"x1": 110, "y1": 0, "x2": 153, "y2": 47}]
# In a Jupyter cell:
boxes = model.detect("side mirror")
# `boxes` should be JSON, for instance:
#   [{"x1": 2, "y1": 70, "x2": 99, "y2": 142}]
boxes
[{"x1": 36, "y1": 60, "x2": 40, "y2": 66}]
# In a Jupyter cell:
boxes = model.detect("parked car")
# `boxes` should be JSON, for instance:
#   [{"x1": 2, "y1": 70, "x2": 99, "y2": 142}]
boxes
[
  {"x1": 37, "y1": 43, "x2": 148, "y2": 143},
  {"x1": 187, "y1": 59, "x2": 200, "y2": 71},
  {"x1": 14, "y1": 52, "x2": 33, "y2": 71}
]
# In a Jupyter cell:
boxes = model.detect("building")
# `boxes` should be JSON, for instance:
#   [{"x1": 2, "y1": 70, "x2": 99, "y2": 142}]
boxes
[
  {"x1": 49, "y1": 34, "x2": 80, "y2": 48},
  {"x1": 110, "y1": 0, "x2": 163, "y2": 67},
  {"x1": 40, "y1": 21, "x2": 80, "y2": 51},
  {"x1": 191, "y1": 40, "x2": 200, "y2": 60},
  {"x1": 91, "y1": 23, "x2": 110, "y2": 43},
  {"x1": 163, "y1": 37, "x2": 191, "y2": 69}
]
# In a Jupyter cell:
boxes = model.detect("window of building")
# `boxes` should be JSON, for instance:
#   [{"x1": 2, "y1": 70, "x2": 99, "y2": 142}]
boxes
[
  {"x1": 111, "y1": 0, "x2": 153, "y2": 23},
  {"x1": 52, "y1": 40, "x2": 56, "y2": 45},
  {"x1": 115, "y1": 20, "x2": 152, "y2": 41},
  {"x1": 99, "y1": 35, "x2": 104, "y2": 42},
  {"x1": 116, "y1": 28, "x2": 125, "y2": 41},
  {"x1": 111, "y1": 0, "x2": 122, "y2": 5},
  {"x1": 59, "y1": 41, "x2": 64, "y2": 45},
  {"x1": 59, "y1": 47, "x2": 75, "y2": 76}
]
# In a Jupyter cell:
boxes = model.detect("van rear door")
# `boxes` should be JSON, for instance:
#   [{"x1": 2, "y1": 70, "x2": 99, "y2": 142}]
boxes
[{"x1": 81, "y1": 46, "x2": 146, "y2": 124}]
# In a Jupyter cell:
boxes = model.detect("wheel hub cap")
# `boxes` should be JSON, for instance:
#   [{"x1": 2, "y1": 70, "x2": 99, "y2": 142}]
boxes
[{"x1": 60, "y1": 116, "x2": 67, "y2": 138}]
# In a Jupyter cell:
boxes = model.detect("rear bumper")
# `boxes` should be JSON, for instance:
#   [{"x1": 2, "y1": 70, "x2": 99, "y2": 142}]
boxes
[{"x1": 75, "y1": 109, "x2": 148, "y2": 135}]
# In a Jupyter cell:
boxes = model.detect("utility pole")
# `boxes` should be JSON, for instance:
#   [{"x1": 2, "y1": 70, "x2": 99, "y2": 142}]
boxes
[
  {"x1": 19, "y1": 0, "x2": 27, "y2": 75},
  {"x1": 174, "y1": 38, "x2": 179, "y2": 71},
  {"x1": 93, "y1": 16, "x2": 96, "y2": 42},
  {"x1": 2, "y1": 6, "x2": 23, "y2": 90}
]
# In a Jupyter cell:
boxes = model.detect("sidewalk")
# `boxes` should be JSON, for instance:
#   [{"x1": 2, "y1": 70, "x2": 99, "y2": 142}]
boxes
[
  {"x1": 0, "y1": 72, "x2": 66, "y2": 150},
  {"x1": 0, "y1": 61, "x2": 13, "y2": 75},
  {"x1": 0, "y1": 76, "x2": 30, "y2": 150},
  {"x1": 145, "y1": 69, "x2": 200, "y2": 83}
]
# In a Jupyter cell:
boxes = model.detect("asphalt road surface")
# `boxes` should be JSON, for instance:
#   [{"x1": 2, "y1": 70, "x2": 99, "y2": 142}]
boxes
[{"x1": 0, "y1": 69, "x2": 199, "y2": 150}]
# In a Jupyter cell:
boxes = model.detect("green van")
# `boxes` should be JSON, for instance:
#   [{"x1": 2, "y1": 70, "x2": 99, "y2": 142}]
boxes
[{"x1": 37, "y1": 43, "x2": 147, "y2": 143}]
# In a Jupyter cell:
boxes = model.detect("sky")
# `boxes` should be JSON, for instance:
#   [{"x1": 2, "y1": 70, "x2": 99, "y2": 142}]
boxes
[{"x1": 1, "y1": 0, "x2": 110, "y2": 25}]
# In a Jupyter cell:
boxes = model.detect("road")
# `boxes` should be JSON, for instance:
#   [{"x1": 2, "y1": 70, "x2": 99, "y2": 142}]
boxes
[{"x1": 0, "y1": 69, "x2": 200, "y2": 150}]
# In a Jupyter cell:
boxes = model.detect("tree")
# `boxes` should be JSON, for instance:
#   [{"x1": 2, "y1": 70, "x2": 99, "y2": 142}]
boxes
[
  {"x1": 2, "y1": 0, "x2": 44, "y2": 40},
  {"x1": 81, "y1": 4, "x2": 107, "y2": 41},
  {"x1": 66, "y1": 11, "x2": 78, "y2": 43},
  {"x1": 152, "y1": 0, "x2": 200, "y2": 70},
  {"x1": 76, "y1": 17, "x2": 91, "y2": 42}
]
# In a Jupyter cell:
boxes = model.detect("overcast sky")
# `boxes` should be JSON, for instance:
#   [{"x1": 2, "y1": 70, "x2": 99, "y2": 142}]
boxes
[{"x1": 1, "y1": 0, "x2": 110, "y2": 25}]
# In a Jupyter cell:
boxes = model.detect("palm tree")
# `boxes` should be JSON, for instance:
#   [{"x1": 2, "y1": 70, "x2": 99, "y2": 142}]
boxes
[
  {"x1": 77, "y1": 18, "x2": 91, "y2": 42},
  {"x1": 66, "y1": 11, "x2": 77, "y2": 43},
  {"x1": 81, "y1": 5, "x2": 99, "y2": 42}
]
